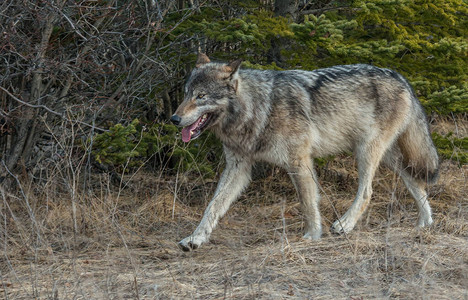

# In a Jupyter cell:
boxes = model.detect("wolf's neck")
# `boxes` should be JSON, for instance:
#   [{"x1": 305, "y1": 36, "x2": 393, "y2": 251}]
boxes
[{"x1": 213, "y1": 76, "x2": 272, "y2": 155}]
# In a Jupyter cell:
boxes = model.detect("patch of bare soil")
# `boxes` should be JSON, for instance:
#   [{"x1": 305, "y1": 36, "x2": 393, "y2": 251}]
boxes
[{"x1": 1, "y1": 157, "x2": 467, "y2": 299}]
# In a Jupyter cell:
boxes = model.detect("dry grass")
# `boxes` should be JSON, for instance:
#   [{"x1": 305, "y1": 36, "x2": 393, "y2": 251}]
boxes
[{"x1": 1, "y1": 121, "x2": 467, "y2": 299}]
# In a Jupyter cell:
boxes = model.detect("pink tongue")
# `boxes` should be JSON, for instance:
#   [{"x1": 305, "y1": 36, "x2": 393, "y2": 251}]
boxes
[{"x1": 181, "y1": 117, "x2": 202, "y2": 142}]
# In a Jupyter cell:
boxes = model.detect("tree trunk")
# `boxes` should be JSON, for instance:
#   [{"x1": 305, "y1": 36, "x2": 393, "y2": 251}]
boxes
[
  {"x1": 1, "y1": 10, "x2": 55, "y2": 179},
  {"x1": 267, "y1": 0, "x2": 299, "y2": 65},
  {"x1": 274, "y1": 0, "x2": 298, "y2": 20},
  {"x1": 162, "y1": 90, "x2": 173, "y2": 120}
]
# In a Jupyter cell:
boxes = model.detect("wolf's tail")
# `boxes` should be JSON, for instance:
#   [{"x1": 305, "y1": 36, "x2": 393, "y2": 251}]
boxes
[{"x1": 397, "y1": 108, "x2": 439, "y2": 184}]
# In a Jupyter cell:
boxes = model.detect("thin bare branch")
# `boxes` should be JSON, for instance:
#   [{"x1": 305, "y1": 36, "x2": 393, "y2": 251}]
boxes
[{"x1": 0, "y1": 87, "x2": 107, "y2": 132}]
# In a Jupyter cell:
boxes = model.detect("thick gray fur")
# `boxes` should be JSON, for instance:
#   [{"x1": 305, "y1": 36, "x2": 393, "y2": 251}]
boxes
[{"x1": 172, "y1": 54, "x2": 439, "y2": 251}]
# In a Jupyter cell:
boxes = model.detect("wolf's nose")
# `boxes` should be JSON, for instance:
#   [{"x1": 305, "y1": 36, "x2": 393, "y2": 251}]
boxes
[{"x1": 170, "y1": 115, "x2": 181, "y2": 125}]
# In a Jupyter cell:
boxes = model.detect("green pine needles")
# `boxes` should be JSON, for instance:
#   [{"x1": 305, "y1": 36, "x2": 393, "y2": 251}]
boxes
[{"x1": 91, "y1": 120, "x2": 221, "y2": 177}]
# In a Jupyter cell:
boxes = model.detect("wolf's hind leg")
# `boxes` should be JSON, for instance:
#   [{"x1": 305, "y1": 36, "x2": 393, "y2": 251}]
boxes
[
  {"x1": 382, "y1": 146, "x2": 433, "y2": 227},
  {"x1": 402, "y1": 174, "x2": 433, "y2": 227},
  {"x1": 289, "y1": 156, "x2": 322, "y2": 240},
  {"x1": 331, "y1": 139, "x2": 390, "y2": 234}
]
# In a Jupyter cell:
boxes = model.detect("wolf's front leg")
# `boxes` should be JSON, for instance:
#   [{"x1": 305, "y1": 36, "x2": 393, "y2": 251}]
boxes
[{"x1": 179, "y1": 151, "x2": 252, "y2": 251}]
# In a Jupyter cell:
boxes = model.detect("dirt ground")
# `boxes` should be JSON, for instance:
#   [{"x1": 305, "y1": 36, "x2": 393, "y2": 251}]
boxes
[{"x1": 1, "y1": 153, "x2": 466, "y2": 299}]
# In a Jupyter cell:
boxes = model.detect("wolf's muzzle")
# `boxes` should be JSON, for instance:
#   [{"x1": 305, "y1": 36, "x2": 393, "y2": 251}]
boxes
[{"x1": 170, "y1": 114, "x2": 181, "y2": 126}]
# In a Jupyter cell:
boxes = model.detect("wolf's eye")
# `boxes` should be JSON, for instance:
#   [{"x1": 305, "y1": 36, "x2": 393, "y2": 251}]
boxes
[{"x1": 196, "y1": 93, "x2": 205, "y2": 99}]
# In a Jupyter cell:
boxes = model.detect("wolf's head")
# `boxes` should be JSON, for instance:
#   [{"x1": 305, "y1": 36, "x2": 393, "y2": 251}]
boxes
[{"x1": 170, "y1": 53, "x2": 242, "y2": 142}]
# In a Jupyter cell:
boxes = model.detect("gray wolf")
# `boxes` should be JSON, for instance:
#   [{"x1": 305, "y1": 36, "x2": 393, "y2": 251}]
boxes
[{"x1": 170, "y1": 53, "x2": 439, "y2": 251}]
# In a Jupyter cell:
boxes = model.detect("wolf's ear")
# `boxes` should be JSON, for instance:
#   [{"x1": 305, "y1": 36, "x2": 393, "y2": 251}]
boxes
[
  {"x1": 225, "y1": 59, "x2": 242, "y2": 92},
  {"x1": 196, "y1": 53, "x2": 211, "y2": 68},
  {"x1": 226, "y1": 59, "x2": 243, "y2": 77}
]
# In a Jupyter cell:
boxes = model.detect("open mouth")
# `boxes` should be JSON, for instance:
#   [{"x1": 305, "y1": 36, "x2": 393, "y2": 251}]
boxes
[{"x1": 181, "y1": 113, "x2": 213, "y2": 142}]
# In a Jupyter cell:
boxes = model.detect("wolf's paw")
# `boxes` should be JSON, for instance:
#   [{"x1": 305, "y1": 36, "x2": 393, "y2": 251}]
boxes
[
  {"x1": 302, "y1": 226, "x2": 322, "y2": 241},
  {"x1": 331, "y1": 217, "x2": 356, "y2": 234},
  {"x1": 302, "y1": 232, "x2": 321, "y2": 241},
  {"x1": 178, "y1": 235, "x2": 206, "y2": 252},
  {"x1": 417, "y1": 214, "x2": 433, "y2": 228}
]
